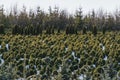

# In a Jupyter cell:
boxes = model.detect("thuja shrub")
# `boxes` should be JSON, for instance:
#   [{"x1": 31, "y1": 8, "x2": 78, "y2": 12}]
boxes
[
  {"x1": 102, "y1": 26, "x2": 106, "y2": 34},
  {"x1": 0, "y1": 24, "x2": 4, "y2": 34},
  {"x1": 82, "y1": 26, "x2": 87, "y2": 34},
  {"x1": 12, "y1": 25, "x2": 19, "y2": 34},
  {"x1": 92, "y1": 25, "x2": 97, "y2": 36}
]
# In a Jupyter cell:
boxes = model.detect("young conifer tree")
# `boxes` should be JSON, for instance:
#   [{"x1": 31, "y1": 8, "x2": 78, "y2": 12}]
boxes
[{"x1": 0, "y1": 24, "x2": 4, "y2": 34}]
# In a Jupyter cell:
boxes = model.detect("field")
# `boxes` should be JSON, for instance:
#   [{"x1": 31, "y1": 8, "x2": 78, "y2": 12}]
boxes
[{"x1": 0, "y1": 32, "x2": 120, "y2": 80}]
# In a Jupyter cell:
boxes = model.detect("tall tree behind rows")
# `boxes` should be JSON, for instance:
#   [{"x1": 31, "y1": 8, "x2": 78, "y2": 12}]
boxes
[
  {"x1": 75, "y1": 8, "x2": 83, "y2": 30},
  {"x1": 0, "y1": 5, "x2": 120, "y2": 34}
]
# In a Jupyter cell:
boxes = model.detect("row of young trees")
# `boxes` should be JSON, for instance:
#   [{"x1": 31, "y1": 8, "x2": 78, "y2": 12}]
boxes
[
  {"x1": 0, "y1": 23, "x2": 98, "y2": 36},
  {"x1": 0, "y1": 5, "x2": 120, "y2": 35}
]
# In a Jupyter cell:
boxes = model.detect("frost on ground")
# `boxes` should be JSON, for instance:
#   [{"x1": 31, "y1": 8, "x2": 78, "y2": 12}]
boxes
[
  {"x1": 0, "y1": 58, "x2": 4, "y2": 66},
  {"x1": 6, "y1": 44, "x2": 9, "y2": 50},
  {"x1": 104, "y1": 55, "x2": 108, "y2": 61}
]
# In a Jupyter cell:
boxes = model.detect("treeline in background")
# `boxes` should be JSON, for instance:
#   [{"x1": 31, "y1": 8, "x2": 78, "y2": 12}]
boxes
[{"x1": 0, "y1": 5, "x2": 120, "y2": 35}]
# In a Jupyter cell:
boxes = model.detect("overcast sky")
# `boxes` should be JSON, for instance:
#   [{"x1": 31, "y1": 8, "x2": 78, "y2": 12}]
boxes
[{"x1": 0, "y1": 0, "x2": 120, "y2": 14}]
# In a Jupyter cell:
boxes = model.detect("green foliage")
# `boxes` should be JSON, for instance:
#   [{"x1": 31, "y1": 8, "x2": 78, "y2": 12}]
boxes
[
  {"x1": 0, "y1": 5, "x2": 119, "y2": 35},
  {"x1": 92, "y1": 25, "x2": 97, "y2": 36},
  {"x1": 65, "y1": 25, "x2": 77, "y2": 34},
  {"x1": 12, "y1": 24, "x2": 43, "y2": 35},
  {"x1": 0, "y1": 32, "x2": 119, "y2": 79},
  {"x1": 102, "y1": 26, "x2": 106, "y2": 34},
  {"x1": 75, "y1": 8, "x2": 83, "y2": 30},
  {"x1": 0, "y1": 24, "x2": 4, "y2": 34},
  {"x1": 82, "y1": 26, "x2": 87, "y2": 34},
  {"x1": 0, "y1": 66, "x2": 14, "y2": 80},
  {"x1": 12, "y1": 25, "x2": 19, "y2": 34},
  {"x1": 0, "y1": 4, "x2": 119, "y2": 80}
]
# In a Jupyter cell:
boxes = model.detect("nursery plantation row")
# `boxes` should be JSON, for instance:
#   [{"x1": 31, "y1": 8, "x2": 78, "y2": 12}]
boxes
[{"x1": 0, "y1": 32, "x2": 120, "y2": 80}]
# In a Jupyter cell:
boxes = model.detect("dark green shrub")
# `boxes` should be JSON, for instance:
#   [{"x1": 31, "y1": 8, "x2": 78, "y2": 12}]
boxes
[
  {"x1": 83, "y1": 26, "x2": 87, "y2": 34},
  {"x1": 92, "y1": 25, "x2": 97, "y2": 36},
  {"x1": 51, "y1": 26, "x2": 54, "y2": 34},
  {"x1": 0, "y1": 24, "x2": 4, "y2": 34},
  {"x1": 102, "y1": 26, "x2": 106, "y2": 34},
  {"x1": 12, "y1": 25, "x2": 20, "y2": 34},
  {"x1": 57, "y1": 27, "x2": 60, "y2": 33}
]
